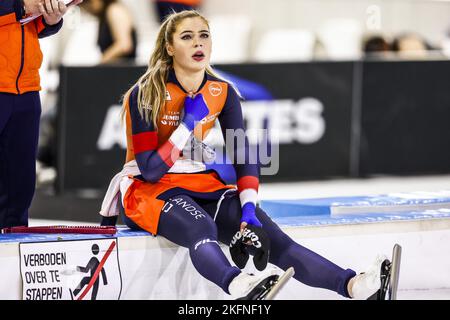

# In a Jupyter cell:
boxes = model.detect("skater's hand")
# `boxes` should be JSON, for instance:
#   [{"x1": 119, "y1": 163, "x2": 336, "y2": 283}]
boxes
[
  {"x1": 240, "y1": 204, "x2": 262, "y2": 234},
  {"x1": 181, "y1": 93, "x2": 209, "y2": 131}
]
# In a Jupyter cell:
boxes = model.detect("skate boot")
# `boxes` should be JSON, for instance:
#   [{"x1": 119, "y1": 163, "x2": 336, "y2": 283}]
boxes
[
  {"x1": 228, "y1": 267, "x2": 295, "y2": 300},
  {"x1": 350, "y1": 254, "x2": 387, "y2": 300},
  {"x1": 351, "y1": 244, "x2": 402, "y2": 300},
  {"x1": 366, "y1": 258, "x2": 391, "y2": 300},
  {"x1": 367, "y1": 244, "x2": 402, "y2": 300}
]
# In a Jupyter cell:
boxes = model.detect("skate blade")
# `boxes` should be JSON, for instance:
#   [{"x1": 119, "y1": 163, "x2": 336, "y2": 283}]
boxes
[
  {"x1": 388, "y1": 244, "x2": 402, "y2": 300},
  {"x1": 264, "y1": 267, "x2": 295, "y2": 300}
]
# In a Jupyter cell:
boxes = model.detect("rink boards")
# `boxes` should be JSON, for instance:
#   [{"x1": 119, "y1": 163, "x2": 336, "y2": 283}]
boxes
[
  {"x1": 260, "y1": 191, "x2": 450, "y2": 217},
  {"x1": 1, "y1": 191, "x2": 450, "y2": 300}
]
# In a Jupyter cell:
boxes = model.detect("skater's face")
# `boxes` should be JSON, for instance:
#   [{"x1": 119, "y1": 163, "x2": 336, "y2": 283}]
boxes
[{"x1": 166, "y1": 17, "x2": 212, "y2": 73}]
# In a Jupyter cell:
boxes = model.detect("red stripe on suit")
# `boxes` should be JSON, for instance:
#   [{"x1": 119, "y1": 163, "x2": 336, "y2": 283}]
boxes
[
  {"x1": 132, "y1": 132, "x2": 158, "y2": 154},
  {"x1": 157, "y1": 140, "x2": 179, "y2": 167},
  {"x1": 237, "y1": 176, "x2": 259, "y2": 192}
]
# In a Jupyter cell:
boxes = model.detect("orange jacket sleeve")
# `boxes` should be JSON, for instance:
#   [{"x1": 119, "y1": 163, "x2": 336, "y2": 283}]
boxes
[{"x1": 35, "y1": 16, "x2": 63, "y2": 38}]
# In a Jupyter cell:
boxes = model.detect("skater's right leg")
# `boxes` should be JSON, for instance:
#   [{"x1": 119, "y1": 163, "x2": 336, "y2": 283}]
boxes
[{"x1": 155, "y1": 195, "x2": 241, "y2": 294}]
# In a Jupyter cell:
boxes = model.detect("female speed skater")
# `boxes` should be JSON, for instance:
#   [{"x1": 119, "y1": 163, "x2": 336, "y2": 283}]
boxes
[{"x1": 100, "y1": 10, "x2": 397, "y2": 300}]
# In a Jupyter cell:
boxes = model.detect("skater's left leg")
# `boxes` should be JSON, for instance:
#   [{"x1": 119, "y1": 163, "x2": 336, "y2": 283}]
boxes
[
  {"x1": 156, "y1": 195, "x2": 241, "y2": 294},
  {"x1": 208, "y1": 194, "x2": 356, "y2": 298}
]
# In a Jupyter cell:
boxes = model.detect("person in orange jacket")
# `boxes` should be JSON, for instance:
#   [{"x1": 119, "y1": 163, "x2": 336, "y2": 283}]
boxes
[{"x1": 0, "y1": 0, "x2": 82, "y2": 229}]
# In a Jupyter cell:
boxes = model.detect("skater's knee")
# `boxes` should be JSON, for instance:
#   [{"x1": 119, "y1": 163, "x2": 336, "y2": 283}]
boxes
[
  {"x1": 190, "y1": 218, "x2": 218, "y2": 243},
  {"x1": 181, "y1": 213, "x2": 218, "y2": 247},
  {"x1": 263, "y1": 222, "x2": 296, "y2": 252},
  {"x1": 269, "y1": 240, "x2": 298, "y2": 267},
  {"x1": 255, "y1": 207, "x2": 287, "y2": 235}
]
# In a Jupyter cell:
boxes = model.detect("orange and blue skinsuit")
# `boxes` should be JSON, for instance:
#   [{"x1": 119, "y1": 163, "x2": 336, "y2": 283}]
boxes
[{"x1": 120, "y1": 69, "x2": 260, "y2": 235}]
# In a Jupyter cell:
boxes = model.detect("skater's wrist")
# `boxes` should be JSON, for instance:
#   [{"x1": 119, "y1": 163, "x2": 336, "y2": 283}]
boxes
[{"x1": 240, "y1": 203, "x2": 262, "y2": 227}]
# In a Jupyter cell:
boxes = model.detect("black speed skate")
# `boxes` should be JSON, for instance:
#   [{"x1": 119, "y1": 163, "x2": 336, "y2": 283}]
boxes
[
  {"x1": 367, "y1": 244, "x2": 402, "y2": 300},
  {"x1": 237, "y1": 267, "x2": 295, "y2": 300}
]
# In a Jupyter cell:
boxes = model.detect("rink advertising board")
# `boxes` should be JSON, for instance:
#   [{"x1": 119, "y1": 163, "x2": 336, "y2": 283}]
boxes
[
  {"x1": 57, "y1": 60, "x2": 450, "y2": 192},
  {"x1": 19, "y1": 238, "x2": 121, "y2": 300},
  {"x1": 217, "y1": 62, "x2": 354, "y2": 181},
  {"x1": 58, "y1": 65, "x2": 145, "y2": 192},
  {"x1": 359, "y1": 60, "x2": 450, "y2": 175}
]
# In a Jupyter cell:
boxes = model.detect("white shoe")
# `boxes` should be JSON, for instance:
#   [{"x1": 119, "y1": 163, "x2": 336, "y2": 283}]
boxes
[
  {"x1": 351, "y1": 254, "x2": 388, "y2": 300},
  {"x1": 228, "y1": 268, "x2": 279, "y2": 299}
]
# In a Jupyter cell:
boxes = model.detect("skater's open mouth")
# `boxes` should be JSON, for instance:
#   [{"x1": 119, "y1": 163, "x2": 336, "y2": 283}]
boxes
[{"x1": 192, "y1": 51, "x2": 205, "y2": 61}]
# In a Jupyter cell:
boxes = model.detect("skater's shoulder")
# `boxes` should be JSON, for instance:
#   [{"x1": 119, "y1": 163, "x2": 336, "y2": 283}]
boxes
[{"x1": 129, "y1": 85, "x2": 140, "y2": 102}]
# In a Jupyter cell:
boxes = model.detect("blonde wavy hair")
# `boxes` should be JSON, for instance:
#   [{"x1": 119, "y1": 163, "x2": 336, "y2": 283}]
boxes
[{"x1": 122, "y1": 10, "x2": 225, "y2": 128}]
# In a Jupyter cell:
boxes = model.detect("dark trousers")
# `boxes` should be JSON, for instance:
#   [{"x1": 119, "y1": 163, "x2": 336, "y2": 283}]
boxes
[{"x1": 0, "y1": 92, "x2": 41, "y2": 228}]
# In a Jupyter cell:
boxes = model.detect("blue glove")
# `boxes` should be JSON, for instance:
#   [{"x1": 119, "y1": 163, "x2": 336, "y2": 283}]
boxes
[
  {"x1": 182, "y1": 93, "x2": 209, "y2": 131},
  {"x1": 240, "y1": 202, "x2": 262, "y2": 228}
]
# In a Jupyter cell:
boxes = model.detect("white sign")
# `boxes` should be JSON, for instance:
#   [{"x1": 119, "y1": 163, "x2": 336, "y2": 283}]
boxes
[
  {"x1": 20, "y1": 238, "x2": 122, "y2": 300},
  {"x1": 241, "y1": 98, "x2": 326, "y2": 145},
  {"x1": 97, "y1": 105, "x2": 127, "y2": 150}
]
